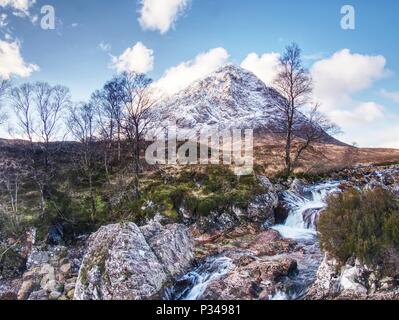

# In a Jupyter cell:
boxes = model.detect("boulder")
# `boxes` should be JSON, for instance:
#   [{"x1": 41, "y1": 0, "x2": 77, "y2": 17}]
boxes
[
  {"x1": 290, "y1": 178, "x2": 311, "y2": 198},
  {"x1": 201, "y1": 255, "x2": 298, "y2": 300},
  {"x1": 340, "y1": 266, "x2": 368, "y2": 295},
  {"x1": 197, "y1": 211, "x2": 239, "y2": 233},
  {"x1": 74, "y1": 222, "x2": 194, "y2": 300},
  {"x1": 142, "y1": 223, "x2": 194, "y2": 277},
  {"x1": 18, "y1": 279, "x2": 39, "y2": 300},
  {"x1": 248, "y1": 230, "x2": 294, "y2": 256},
  {"x1": 305, "y1": 254, "x2": 341, "y2": 300},
  {"x1": 192, "y1": 176, "x2": 278, "y2": 233},
  {"x1": 28, "y1": 289, "x2": 49, "y2": 300},
  {"x1": 246, "y1": 176, "x2": 279, "y2": 226},
  {"x1": 16, "y1": 244, "x2": 84, "y2": 300},
  {"x1": 246, "y1": 193, "x2": 277, "y2": 226}
]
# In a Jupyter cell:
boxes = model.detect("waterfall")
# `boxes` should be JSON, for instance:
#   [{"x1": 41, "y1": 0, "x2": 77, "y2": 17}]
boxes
[
  {"x1": 165, "y1": 256, "x2": 233, "y2": 300},
  {"x1": 269, "y1": 181, "x2": 340, "y2": 300},
  {"x1": 166, "y1": 180, "x2": 340, "y2": 301},
  {"x1": 272, "y1": 181, "x2": 340, "y2": 240}
]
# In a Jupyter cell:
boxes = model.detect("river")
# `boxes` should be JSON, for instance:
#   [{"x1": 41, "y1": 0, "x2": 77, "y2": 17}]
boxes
[{"x1": 166, "y1": 180, "x2": 340, "y2": 301}]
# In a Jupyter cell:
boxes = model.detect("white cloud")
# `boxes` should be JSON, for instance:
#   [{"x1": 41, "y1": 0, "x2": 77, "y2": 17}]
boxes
[
  {"x1": 138, "y1": 0, "x2": 190, "y2": 34},
  {"x1": 154, "y1": 47, "x2": 230, "y2": 95},
  {"x1": 375, "y1": 125, "x2": 399, "y2": 148},
  {"x1": 312, "y1": 49, "x2": 388, "y2": 100},
  {"x1": 30, "y1": 13, "x2": 38, "y2": 24},
  {"x1": 380, "y1": 89, "x2": 399, "y2": 103},
  {"x1": 329, "y1": 102, "x2": 385, "y2": 126},
  {"x1": 0, "y1": 40, "x2": 39, "y2": 79},
  {"x1": 311, "y1": 49, "x2": 389, "y2": 126},
  {"x1": 240, "y1": 52, "x2": 280, "y2": 86},
  {"x1": 111, "y1": 42, "x2": 154, "y2": 74},
  {"x1": 98, "y1": 41, "x2": 111, "y2": 52},
  {"x1": 303, "y1": 52, "x2": 326, "y2": 61},
  {"x1": 0, "y1": 13, "x2": 8, "y2": 28},
  {"x1": 0, "y1": 0, "x2": 36, "y2": 15}
]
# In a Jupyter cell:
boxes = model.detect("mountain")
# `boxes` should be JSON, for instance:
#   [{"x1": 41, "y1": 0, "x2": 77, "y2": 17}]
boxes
[
  {"x1": 154, "y1": 64, "x2": 341, "y2": 145},
  {"x1": 156, "y1": 64, "x2": 284, "y2": 131}
]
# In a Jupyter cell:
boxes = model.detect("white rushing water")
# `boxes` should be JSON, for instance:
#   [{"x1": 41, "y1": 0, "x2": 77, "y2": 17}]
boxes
[
  {"x1": 167, "y1": 180, "x2": 340, "y2": 301},
  {"x1": 165, "y1": 256, "x2": 233, "y2": 300},
  {"x1": 269, "y1": 181, "x2": 340, "y2": 300},
  {"x1": 272, "y1": 181, "x2": 340, "y2": 241}
]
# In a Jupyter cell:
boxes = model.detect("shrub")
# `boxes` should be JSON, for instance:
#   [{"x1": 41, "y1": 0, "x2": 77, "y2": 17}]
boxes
[
  {"x1": 0, "y1": 245, "x2": 27, "y2": 279},
  {"x1": 318, "y1": 187, "x2": 399, "y2": 274}
]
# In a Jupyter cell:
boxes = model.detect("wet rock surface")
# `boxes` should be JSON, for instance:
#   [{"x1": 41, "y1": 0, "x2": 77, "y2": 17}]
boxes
[
  {"x1": 167, "y1": 225, "x2": 299, "y2": 300},
  {"x1": 306, "y1": 254, "x2": 399, "y2": 300},
  {"x1": 74, "y1": 220, "x2": 194, "y2": 300},
  {"x1": 193, "y1": 176, "x2": 278, "y2": 233}
]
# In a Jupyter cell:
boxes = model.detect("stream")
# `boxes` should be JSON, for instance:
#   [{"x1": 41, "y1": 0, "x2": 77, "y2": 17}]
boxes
[
  {"x1": 269, "y1": 181, "x2": 340, "y2": 299},
  {"x1": 166, "y1": 181, "x2": 340, "y2": 301}
]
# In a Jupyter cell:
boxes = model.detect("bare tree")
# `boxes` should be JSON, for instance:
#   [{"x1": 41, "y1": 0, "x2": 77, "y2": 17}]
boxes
[
  {"x1": 273, "y1": 43, "x2": 338, "y2": 174},
  {"x1": 67, "y1": 102, "x2": 99, "y2": 221},
  {"x1": 10, "y1": 83, "x2": 35, "y2": 142},
  {"x1": 291, "y1": 105, "x2": 341, "y2": 169},
  {"x1": 10, "y1": 82, "x2": 71, "y2": 217},
  {"x1": 0, "y1": 161, "x2": 22, "y2": 237},
  {"x1": 35, "y1": 82, "x2": 71, "y2": 171},
  {"x1": 0, "y1": 162, "x2": 20, "y2": 215},
  {"x1": 273, "y1": 43, "x2": 312, "y2": 174},
  {"x1": 119, "y1": 72, "x2": 157, "y2": 197},
  {"x1": 92, "y1": 75, "x2": 125, "y2": 177},
  {"x1": 0, "y1": 80, "x2": 10, "y2": 126}
]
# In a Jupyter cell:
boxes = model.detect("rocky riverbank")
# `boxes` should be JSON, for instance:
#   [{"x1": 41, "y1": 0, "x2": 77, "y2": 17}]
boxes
[
  {"x1": 1, "y1": 164, "x2": 399, "y2": 300},
  {"x1": 306, "y1": 254, "x2": 399, "y2": 300}
]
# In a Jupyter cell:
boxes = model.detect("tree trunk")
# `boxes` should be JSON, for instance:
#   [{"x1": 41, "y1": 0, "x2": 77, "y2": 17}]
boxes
[
  {"x1": 89, "y1": 174, "x2": 96, "y2": 222},
  {"x1": 285, "y1": 112, "x2": 294, "y2": 175},
  {"x1": 117, "y1": 126, "x2": 121, "y2": 162}
]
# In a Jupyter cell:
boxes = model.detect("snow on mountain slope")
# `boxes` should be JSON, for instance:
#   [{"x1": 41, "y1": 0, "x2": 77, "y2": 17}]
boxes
[
  {"x1": 155, "y1": 64, "x2": 285, "y2": 131},
  {"x1": 154, "y1": 64, "x2": 341, "y2": 144}
]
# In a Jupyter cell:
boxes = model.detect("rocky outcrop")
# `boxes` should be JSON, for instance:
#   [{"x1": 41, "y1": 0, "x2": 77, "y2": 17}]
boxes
[
  {"x1": 141, "y1": 222, "x2": 195, "y2": 277},
  {"x1": 74, "y1": 221, "x2": 194, "y2": 300},
  {"x1": 306, "y1": 254, "x2": 399, "y2": 300},
  {"x1": 190, "y1": 228, "x2": 297, "y2": 300},
  {"x1": 192, "y1": 176, "x2": 278, "y2": 234},
  {"x1": 201, "y1": 252, "x2": 297, "y2": 300},
  {"x1": 16, "y1": 245, "x2": 83, "y2": 300}
]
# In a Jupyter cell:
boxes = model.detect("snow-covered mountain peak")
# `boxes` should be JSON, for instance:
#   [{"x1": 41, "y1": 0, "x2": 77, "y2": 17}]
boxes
[{"x1": 155, "y1": 64, "x2": 284, "y2": 131}]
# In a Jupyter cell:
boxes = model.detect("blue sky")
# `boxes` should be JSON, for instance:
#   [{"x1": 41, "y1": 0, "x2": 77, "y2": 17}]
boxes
[{"x1": 1, "y1": 0, "x2": 399, "y2": 147}]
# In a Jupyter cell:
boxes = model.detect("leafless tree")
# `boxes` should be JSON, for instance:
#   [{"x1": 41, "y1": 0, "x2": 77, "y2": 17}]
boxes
[
  {"x1": 292, "y1": 104, "x2": 341, "y2": 168},
  {"x1": 273, "y1": 43, "x2": 339, "y2": 174},
  {"x1": 92, "y1": 76, "x2": 125, "y2": 177},
  {"x1": 0, "y1": 80, "x2": 10, "y2": 126},
  {"x1": 0, "y1": 162, "x2": 20, "y2": 215},
  {"x1": 119, "y1": 73, "x2": 157, "y2": 197},
  {"x1": 67, "y1": 102, "x2": 99, "y2": 221},
  {"x1": 35, "y1": 82, "x2": 71, "y2": 170},
  {"x1": 10, "y1": 82, "x2": 71, "y2": 216},
  {"x1": 273, "y1": 43, "x2": 312, "y2": 174},
  {"x1": 10, "y1": 83, "x2": 35, "y2": 142}
]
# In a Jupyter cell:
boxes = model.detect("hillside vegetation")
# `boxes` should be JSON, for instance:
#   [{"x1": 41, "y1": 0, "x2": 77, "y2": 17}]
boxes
[{"x1": 318, "y1": 187, "x2": 399, "y2": 276}]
